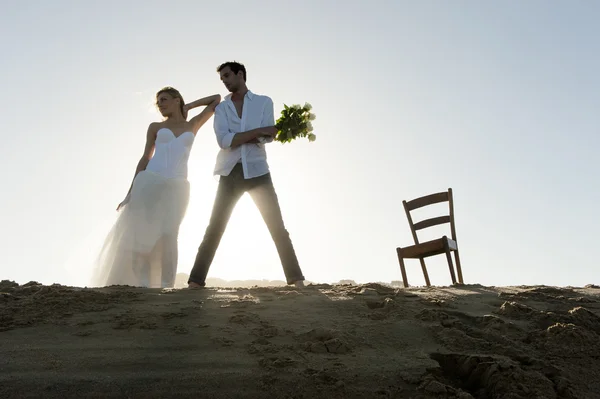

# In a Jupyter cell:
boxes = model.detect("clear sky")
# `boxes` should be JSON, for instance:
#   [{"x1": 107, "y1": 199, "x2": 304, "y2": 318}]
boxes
[{"x1": 1, "y1": 1, "x2": 598, "y2": 287}]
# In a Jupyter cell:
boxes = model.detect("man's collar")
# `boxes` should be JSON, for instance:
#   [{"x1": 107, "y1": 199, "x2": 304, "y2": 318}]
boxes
[{"x1": 225, "y1": 90, "x2": 254, "y2": 101}]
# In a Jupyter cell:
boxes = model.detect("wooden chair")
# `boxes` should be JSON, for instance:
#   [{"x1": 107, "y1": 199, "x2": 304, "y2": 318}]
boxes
[{"x1": 396, "y1": 188, "x2": 463, "y2": 287}]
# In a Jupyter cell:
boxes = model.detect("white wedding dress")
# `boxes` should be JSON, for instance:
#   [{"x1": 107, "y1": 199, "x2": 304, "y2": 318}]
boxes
[{"x1": 90, "y1": 128, "x2": 195, "y2": 288}]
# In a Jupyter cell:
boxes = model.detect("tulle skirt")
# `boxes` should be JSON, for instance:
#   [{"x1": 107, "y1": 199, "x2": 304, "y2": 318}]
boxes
[{"x1": 90, "y1": 170, "x2": 190, "y2": 288}]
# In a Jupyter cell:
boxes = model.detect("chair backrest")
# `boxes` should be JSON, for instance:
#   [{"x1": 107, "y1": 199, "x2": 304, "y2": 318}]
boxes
[{"x1": 402, "y1": 188, "x2": 457, "y2": 245}]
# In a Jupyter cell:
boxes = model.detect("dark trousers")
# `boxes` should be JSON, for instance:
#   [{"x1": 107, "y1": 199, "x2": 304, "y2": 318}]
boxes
[{"x1": 188, "y1": 164, "x2": 304, "y2": 286}]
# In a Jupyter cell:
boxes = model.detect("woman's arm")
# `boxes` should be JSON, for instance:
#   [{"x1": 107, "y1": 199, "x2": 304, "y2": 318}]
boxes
[
  {"x1": 184, "y1": 94, "x2": 221, "y2": 112},
  {"x1": 184, "y1": 94, "x2": 222, "y2": 134},
  {"x1": 116, "y1": 123, "x2": 158, "y2": 211}
]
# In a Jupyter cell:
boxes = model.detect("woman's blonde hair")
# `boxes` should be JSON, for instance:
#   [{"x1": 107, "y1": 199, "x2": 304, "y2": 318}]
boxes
[{"x1": 156, "y1": 86, "x2": 185, "y2": 117}]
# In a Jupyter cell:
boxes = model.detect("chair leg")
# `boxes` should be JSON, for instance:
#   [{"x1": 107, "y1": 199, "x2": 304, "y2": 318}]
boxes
[
  {"x1": 396, "y1": 248, "x2": 409, "y2": 288},
  {"x1": 443, "y1": 238, "x2": 457, "y2": 285},
  {"x1": 418, "y1": 258, "x2": 431, "y2": 287},
  {"x1": 454, "y1": 250, "x2": 464, "y2": 284}
]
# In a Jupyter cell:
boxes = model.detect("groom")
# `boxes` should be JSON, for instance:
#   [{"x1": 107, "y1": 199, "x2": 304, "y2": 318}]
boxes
[{"x1": 188, "y1": 61, "x2": 306, "y2": 288}]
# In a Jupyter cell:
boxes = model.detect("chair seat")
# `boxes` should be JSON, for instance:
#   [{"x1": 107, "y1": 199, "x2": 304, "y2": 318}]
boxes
[{"x1": 397, "y1": 236, "x2": 457, "y2": 259}]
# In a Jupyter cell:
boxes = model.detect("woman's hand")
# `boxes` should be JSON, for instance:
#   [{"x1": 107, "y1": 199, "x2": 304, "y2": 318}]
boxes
[{"x1": 116, "y1": 193, "x2": 131, "y2": 211}]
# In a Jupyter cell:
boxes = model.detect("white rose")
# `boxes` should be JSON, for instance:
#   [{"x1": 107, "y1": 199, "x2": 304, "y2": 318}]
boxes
[
  {"x1": 304, "y1": 102, "x2": 312, "y2": 110},
  {"x1": 306, "y1": 122, "x2": 313, "y2": 132},
  {"x1": 308, "y1": 133, "x2": 316, "y2": 142},
  {"x1": 308, "y1": 113, "x2": 316, "y2": 121}
]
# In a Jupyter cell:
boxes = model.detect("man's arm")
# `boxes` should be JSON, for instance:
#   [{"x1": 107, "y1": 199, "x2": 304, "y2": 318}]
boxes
[
  {"x1": 214, "y1": 103, "x2": 276, "y2": 149},
  {"x1": 229, "y1": 127, "x2": 274, "y2": 147}
]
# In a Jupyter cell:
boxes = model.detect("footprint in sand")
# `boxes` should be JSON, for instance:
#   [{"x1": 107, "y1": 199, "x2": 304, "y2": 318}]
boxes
[
  {"x1": 212, "y1": 336, "x2": 234, "y2": 346},
  {"x1": 247, "y1": 338, "x2": 280, "y2": 355},
  {"x1": 111, "y1": 313, "x2": 140, "y2": 330},
  {"x1": 496, "y1": 301, "x2": 537, "y2": 319},
  {"x1": 112, "y1": 312, "x2": 161, "y2": 330},
  {"x1": 161, "y1": 311, "x2": 187, "y2": 319},
  {"x1": 365, "y1": 297, "x2": 395, "y2": 309},
  {"x1": 252, "y1": 324, "x2": 278, "y2": 338},
  {"x1": 228, "y1": 312, "x2": 280, "y2": 339},
  {"x1": 228, "y1": 312, "x2": 261, "y2": 325},
  {"x1": 258, "y1": 356, "x2": 297, "y2": 369},
  {"x1": 139, "y1": 321, "x2": 158, "y2": 330},
  {"x1": 296, "y1": 328, "x2": 352, "y2": 354},
  {"x1": 426, "y1": 353, "x2": 572, "y2": 399},
  {"x1": 172, "y1": 325, "x2": 189, "y2": 334},
  {"x1": 415, "y1": 309, "x2": 451, "y2": 322},
  {"x1": 526, "y1": 322, "x2": 600, "y2": 358},
  {"x1": 364, "y1": 296, "x2": 412, "y2": 321},
  {"x1": 303, "y1": 367, "x2": 343, "y2": 385}
]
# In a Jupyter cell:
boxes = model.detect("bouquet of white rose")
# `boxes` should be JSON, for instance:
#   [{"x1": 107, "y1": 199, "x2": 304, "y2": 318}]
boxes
[{"x1": 272, "y1": 102, "x2": 316, "y2": 144}]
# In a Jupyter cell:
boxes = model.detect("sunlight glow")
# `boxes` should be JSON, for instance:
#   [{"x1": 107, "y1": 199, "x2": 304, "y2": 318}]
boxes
[{"x1": 177, "y1": 193, "x2": 284, "y2": 283}]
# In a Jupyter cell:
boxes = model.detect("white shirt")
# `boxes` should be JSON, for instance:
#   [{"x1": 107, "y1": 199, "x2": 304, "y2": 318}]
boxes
[{"x1": 213, "y1": 90, "x2": 274, "y2": 179}]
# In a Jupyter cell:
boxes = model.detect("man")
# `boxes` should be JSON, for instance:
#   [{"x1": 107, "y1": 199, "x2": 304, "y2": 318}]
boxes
[{"x1": 187, "y1": 61, "x2": 305, "y2": 288}]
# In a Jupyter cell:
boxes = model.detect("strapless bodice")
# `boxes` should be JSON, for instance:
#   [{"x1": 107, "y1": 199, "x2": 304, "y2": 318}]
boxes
[{"x1": 145, "y1": 128, "x2": 195, "y2": 179}]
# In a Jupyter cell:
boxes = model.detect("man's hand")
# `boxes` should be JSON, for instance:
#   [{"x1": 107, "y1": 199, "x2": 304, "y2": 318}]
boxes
[
  {"x1": 229, "y1": 126, "x2": 278, "y2": 148},
  {"x1": 260, "y1": 126, "x2": 278, "y2": 138},
  {"x1": 254, "y1": 127, "x2": 277, "y2": 144}
]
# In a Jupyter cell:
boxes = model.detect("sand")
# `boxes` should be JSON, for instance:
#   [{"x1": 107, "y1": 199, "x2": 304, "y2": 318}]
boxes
[{"x1": 1, "y1": 279, "x2": 600, "y2": 398}]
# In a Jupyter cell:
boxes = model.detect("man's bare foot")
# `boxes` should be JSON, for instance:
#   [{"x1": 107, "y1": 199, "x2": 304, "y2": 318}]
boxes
[
  {"x1": 294, "y1": 280, "x2": 305, "y2": 289},
  {"x1": 188, "y1": 282, "x2": 203, "y2": 289}
]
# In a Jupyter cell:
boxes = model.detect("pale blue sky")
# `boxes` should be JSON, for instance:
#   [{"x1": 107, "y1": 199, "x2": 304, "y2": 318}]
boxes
[{"x1": 1, "y1": 1, "x2": 598, "y2": 287}]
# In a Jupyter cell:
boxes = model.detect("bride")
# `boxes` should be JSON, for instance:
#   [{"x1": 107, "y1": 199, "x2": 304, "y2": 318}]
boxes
[{"x1": 90, "y1": 87, "x2": 221, "y2": 288}]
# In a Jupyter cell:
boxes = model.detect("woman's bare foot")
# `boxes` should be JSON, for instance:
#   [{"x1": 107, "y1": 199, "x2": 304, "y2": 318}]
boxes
[
  {"x1": 188, "y1": 281, "x2": 203, "y2": 289},
  {"x1": 294, "y1": 280, "x2": 305, "y2": 289}
]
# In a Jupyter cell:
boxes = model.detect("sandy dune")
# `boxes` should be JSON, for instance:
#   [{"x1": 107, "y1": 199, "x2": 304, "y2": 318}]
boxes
[{"x1": 1, "y1": 280, "x2": 600, "y2": 398}]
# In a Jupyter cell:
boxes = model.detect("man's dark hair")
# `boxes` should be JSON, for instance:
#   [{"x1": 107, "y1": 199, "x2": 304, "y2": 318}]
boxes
[{"x1": 217, "y1": 61, "x2": 247, "y2": 82}]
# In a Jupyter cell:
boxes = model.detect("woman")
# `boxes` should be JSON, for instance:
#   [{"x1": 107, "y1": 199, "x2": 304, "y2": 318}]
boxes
[{"x1": 90, "y1": 87, "x2": 221, "y2": 288}]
